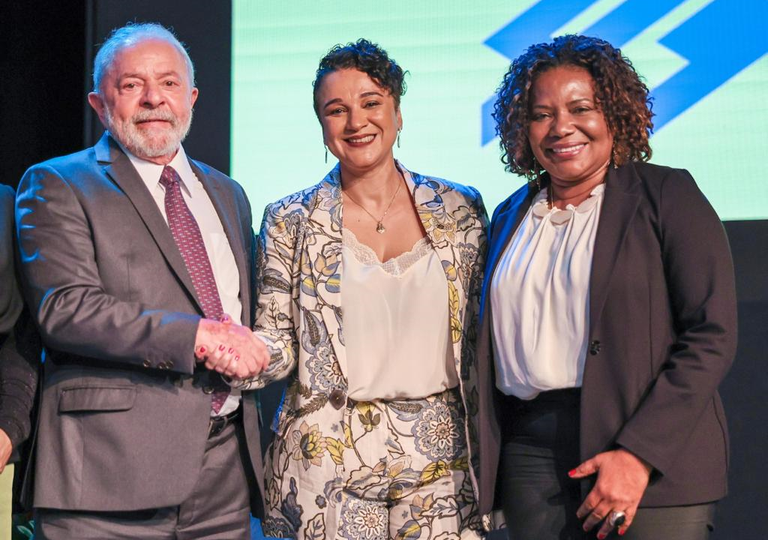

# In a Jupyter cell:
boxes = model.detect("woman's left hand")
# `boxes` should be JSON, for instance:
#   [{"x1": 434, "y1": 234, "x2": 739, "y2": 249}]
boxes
[{"x1": 570, "y1": 448, "x2": 652, "y2": 538}]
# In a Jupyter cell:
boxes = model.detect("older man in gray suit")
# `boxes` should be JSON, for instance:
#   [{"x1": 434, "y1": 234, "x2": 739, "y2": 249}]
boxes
[{"x1": 16, "y1": 23, "x2": 268, "y2": 539}]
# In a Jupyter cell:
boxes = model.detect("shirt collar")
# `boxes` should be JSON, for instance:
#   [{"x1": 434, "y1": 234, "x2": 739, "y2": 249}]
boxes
[{"x1": 116, "y1": 136, "x2": 198, "y2": 196}]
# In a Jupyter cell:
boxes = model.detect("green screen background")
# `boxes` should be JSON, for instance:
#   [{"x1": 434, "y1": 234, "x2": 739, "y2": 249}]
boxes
[{"x1": 231, "y1": 0, "x2": 768, "y2": 223}]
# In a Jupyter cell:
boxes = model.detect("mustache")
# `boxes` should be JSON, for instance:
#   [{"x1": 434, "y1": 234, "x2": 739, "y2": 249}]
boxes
[{"x1": 132, "y1": 110, "x2": 177, "y2": 125}]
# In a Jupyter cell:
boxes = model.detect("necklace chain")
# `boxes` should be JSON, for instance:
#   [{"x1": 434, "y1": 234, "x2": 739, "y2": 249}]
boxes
[
  {"x1": 343, "y1": 175, "x2": 403, "y2": 234},
  {"x1": 547, "y1": 183, "x2": 604, "y2": 209}
]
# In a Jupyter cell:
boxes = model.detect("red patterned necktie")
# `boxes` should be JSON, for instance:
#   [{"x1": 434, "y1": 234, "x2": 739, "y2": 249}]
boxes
[{"x1": 160, "y1": 165, "x2": 230, "y2": 413}]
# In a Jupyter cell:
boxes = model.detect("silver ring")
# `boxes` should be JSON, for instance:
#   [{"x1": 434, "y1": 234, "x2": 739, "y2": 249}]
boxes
[{"x1": 608, "y1": 511, "x2": 626, "y2": 528}]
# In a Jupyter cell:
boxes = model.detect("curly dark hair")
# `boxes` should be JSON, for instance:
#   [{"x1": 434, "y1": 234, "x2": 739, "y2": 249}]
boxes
[
  {"x1": 493, "y1": 34, "x2": 653, "y2": 179},
  {"x1": 312, "y1": 38, "x2": 407, "y2": 117}
]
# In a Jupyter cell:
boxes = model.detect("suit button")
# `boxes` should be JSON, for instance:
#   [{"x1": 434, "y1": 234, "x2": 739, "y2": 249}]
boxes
[
  {"x1": 143, "y1": 359, "x2": 152, "y2": 368},
  {"x1": 166, "y1": 360, "x2": 174, "y2": 368},
  {"x1": 329, "y1": 389, "x2": 346, "y2": 410},
  {"x1": 203, "y1": 385, "x2": 214, "y2": 395},
  {"x1": 157, "y1": 362, "x2": 167, "y2": 370},
  {"x1": 589, "y1": 340, "x2": 601, "y2": 355}
]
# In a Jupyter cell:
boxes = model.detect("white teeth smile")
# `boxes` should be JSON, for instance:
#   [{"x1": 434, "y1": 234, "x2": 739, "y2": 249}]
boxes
[
  {"x1": 551, "y1": 144, "x2": 585, "y2": 153},
  {"x1": 348, "y1": 135, "x2": 374, "y2": 143}
]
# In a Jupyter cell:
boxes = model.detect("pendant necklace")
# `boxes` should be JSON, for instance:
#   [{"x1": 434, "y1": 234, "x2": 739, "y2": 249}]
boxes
[{"x1": 343, "y1": 174, "x2": 403, "y2": 234}]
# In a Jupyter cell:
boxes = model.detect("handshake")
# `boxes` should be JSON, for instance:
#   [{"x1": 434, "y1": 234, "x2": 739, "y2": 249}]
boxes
[{"x1": 194, "y1": 315, "x2": 269, "y2": 380}]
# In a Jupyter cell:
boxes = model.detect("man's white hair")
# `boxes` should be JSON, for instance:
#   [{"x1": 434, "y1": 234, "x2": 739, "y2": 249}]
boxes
[{"x1": 92, "y1": 22, "x2": 195, "y2": 92}]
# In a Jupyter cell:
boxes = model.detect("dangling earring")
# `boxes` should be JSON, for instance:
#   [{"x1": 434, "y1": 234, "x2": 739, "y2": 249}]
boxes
[
  {"x1": 531, "y1": 156, "x2": 541, "y2": 190},
  {"x1": 324, "y1": 146, "x2": 328, "y2": 164},
  {"x1": 397, "y1": 129, "x2": 401, "y2": 149}
]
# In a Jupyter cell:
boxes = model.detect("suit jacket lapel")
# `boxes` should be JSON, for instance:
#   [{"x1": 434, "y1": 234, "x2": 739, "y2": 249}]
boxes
[
  {"x1": 95, "y1": 134, "x2": 203, "y2": 313},
  {"x1": 308, "y1": 166, "x2": 348, "y2": 380},
  {"x1": 405, "y1": 166, "x2": 446, "y2": 246},
  {"x1": 404, "y1": 165, "x2": 469, "y2": 370},
  {"x1": 476, "y1": 182, "x2": 534, "y2": 398},
  {"x1": 405, "y1": 168, "x2": 458, "y2": 275},
  {"x1": 589, "y1": 165, "x2": 641, "y2": 330},
  {"x1": 191, "y1": 160, "x2": 251, "y2": 327},
  {"x1": 480, "y1": 182, "x2": 537, "y2": 320}
]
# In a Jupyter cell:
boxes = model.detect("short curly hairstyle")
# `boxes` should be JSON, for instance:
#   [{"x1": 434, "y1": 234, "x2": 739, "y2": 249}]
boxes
[
  {"x1": 493, "y1": 34, "x2": 653, "y2": 179},
  {"x1": 312, "y1": 38, "x2": 407, "y2": 118}
]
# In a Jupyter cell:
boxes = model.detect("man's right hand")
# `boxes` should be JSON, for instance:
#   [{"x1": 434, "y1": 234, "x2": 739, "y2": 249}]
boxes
[{"x1": 194, "y1": 318, "x2": 269, "y2": 380}]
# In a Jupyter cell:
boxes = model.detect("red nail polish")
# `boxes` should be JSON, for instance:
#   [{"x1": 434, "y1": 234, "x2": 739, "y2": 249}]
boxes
[
  {"x1": 199, "y1": 346, "x2": 206, "y2": 353},
  {"x1": 597, "y1": 534, "x2": 606, "y2": 540},
  {"x1": 619, "y1": 530, "x2": 626, "y2": 536},
  {"x1": 228, "y1": 347, "x2": 234, "y2": 354},
  {"x1": 568, "y1": 469, "x2": 577, "y2": 477},
  {"x1": 219, "y1": 345, "x2": 225, "y2": 351}
]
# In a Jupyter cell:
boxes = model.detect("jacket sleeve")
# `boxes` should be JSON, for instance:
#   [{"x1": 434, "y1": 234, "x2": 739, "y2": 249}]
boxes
[
  {"x1": 615, "y1": 168, "x2": 738, "y2": 475},
  {"x1": 0, "y1": 185, "x2": 22, "y2": 339},
  {"x1": 15, "y1": 164, "x2": 200, "y2": 374},
  {"x1": 232, "y1": 202, "x2": 300, "y2": 390},
  {"x1": 0, "y1": 185, "x2": 37, "y2": 451},
  {"x1": 0, "y1": 308, "x2": 40, "y2": 450},
  {"x1": 462, "y1": 185, "x2": 490, "y2": 349}
]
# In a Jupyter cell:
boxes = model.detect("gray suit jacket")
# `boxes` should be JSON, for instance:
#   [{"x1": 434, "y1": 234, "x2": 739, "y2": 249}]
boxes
[
  {"x1": 15, "y1": 133, "x2": 264, "y2": 514},
  {"x1": 475, "y1": 162, "x2": 737, "y2": 515}
]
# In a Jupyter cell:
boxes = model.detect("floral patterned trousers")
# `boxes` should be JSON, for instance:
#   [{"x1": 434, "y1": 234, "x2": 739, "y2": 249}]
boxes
[{"x1": 263, "y1": 387, "x2": 480, "y2": 540}]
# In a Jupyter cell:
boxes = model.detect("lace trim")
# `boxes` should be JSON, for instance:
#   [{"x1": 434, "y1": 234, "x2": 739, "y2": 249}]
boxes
[{"x1": 342, "y1": 228, "x2": 433, "y2": 276}]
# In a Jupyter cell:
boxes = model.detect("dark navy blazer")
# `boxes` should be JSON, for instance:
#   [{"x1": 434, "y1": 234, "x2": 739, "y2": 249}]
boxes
[{"x1": 475, "y1": 161, "x2": 738, "y2": 514}]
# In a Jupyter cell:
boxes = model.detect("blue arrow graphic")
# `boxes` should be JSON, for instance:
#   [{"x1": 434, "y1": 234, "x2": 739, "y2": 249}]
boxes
[
  {"x1": 484, "y1": 0, "x2": 594, "y2": 61},
  {"x1": 581, "y1": 0, "x2": 684, "y2": 49},
  {"x1": 651, "y1": 0, "x2": 768, "y2": 131},
  {"x1": 481, "y1": 0, "x2": 768, "y2": 145},
  {"x1": 480, "y1": 0, "x2": 687, "y2": 144},
  {"x1": 482, "y1": 0, "x2": 595, "y2": 144}
]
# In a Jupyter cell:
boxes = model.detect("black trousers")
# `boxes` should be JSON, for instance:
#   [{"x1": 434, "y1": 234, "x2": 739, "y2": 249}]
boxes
[{"x1": 498, "y1": 389, "x2": 716, "y2": 540}]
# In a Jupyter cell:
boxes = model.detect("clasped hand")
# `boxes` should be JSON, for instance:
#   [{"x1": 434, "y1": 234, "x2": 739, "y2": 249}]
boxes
[
  {"x1": 570, "y1": 448, "x2": 652, "y2": 538},
  {"x1": 194, "y1": 315, "x2": 269, "y2": 380}
]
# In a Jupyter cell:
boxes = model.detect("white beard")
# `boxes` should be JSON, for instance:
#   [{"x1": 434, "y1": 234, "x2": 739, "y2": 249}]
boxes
[{"x1": 105, "y1": 107, "x2": 193, "y2": 160}]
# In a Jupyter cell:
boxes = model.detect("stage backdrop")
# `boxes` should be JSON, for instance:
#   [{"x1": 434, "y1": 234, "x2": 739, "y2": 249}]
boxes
[
  {"x1": 231, "y1": 0, "x2": 767, "y2": 222},
  {"x1": 230, "y1": 4, "x2": 768, "y2": 539}
]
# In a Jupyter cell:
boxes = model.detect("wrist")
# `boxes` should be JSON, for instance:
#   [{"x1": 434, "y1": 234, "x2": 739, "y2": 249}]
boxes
[
  {"x1": 618, "y1": 447, "x2": 653, "y2": 476},
  {"x1": 194, "y1": 318, "x2": 217, "y2": 360},
  {"x1": 0, "y1": 428, "x2": 12, "y2": 450}
]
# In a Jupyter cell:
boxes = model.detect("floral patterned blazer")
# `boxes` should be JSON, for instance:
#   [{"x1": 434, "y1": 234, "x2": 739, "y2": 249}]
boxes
[{"x1": 238, "y1": 162, "x2": 488, "y2": 495}]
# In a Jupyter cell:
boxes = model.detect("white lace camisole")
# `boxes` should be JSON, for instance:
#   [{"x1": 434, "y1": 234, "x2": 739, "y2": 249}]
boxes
[{"x1": 340, "y1": 228, "x2": 457, "y2": 401}]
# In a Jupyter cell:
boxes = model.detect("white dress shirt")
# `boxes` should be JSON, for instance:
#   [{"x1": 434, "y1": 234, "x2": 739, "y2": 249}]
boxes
[
  {"x1": 122, "y1": 142, "x2": 242, "y2": 414},
  {"x1": 490, "y1": 184, "x2": 604, "y2": 400},
  {"x1": 341, "y1": 228, "x2": 457, "y2": 400}
]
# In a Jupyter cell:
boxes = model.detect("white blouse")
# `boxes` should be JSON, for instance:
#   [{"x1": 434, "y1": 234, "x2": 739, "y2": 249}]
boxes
[
  {"x1": 341, "y1": 229, "x2": 457, "y2": 401},
  {"x1": 491, "y1": 184, "x2": 605, "y2": 400}
]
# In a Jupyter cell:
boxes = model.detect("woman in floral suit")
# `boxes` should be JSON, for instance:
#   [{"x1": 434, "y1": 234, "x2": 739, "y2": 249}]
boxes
[{"x1": 228, "y1": 40, "x2": 487, "y2": 539}]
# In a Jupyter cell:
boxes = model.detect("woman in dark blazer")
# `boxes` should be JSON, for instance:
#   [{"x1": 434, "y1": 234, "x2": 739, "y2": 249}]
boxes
[{"x1": 474, "y1": 35, "x2": 737, "y2": 540}]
